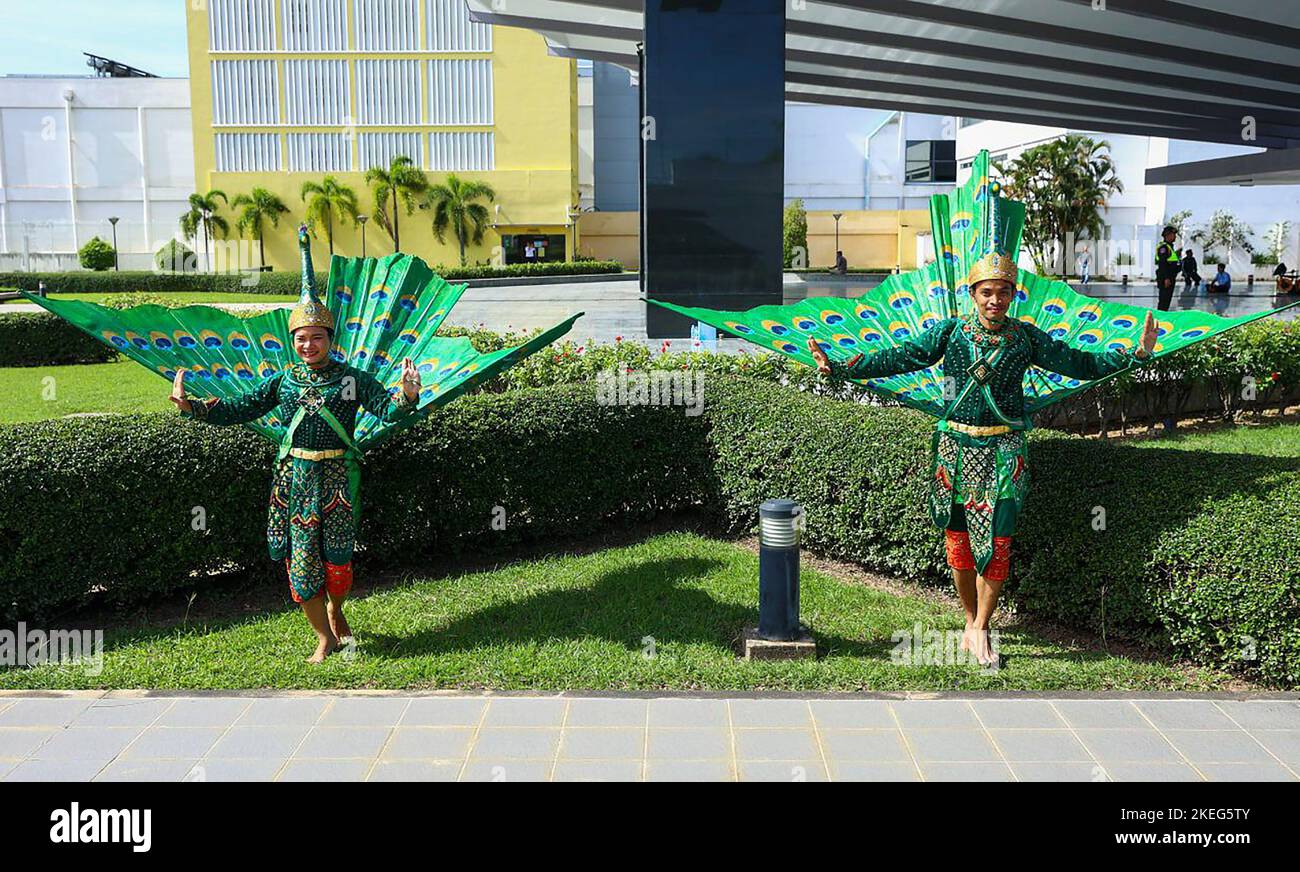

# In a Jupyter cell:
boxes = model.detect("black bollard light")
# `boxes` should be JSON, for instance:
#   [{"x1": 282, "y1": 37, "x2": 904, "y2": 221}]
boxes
[{"x1": 758, "y1": 498, "x2": 802, "y2": 641}]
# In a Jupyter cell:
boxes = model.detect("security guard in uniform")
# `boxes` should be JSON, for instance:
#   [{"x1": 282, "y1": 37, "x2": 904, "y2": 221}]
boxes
[{"x1": 1154, "y1": 224, "x2": 1182, "y2": 311}]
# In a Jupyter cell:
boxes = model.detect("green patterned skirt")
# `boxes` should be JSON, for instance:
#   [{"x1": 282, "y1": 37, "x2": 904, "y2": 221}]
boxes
[
  {"x1": 927, "y1": 427, "x2": 1029, "y2": 573},
  {"x1": 267, "y1": 456, "x2": 356, "y2": 602}
]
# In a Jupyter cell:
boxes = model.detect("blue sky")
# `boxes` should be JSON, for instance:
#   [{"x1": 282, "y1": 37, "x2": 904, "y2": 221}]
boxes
[{"x1": 1, "y1": 0, "x2": 189, "y2": 77}]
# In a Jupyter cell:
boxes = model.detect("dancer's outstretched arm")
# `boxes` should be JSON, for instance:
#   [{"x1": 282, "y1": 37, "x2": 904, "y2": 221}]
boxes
[
  {"x1": 170, "y1": 369, "x2": 284, "y2": 425},
  {"x1": 807, "y1": 318, "x2": 958, "y2": 379},
  {"x1": 1029, "y1": 311, "x2": 1157, "y2": 380}
]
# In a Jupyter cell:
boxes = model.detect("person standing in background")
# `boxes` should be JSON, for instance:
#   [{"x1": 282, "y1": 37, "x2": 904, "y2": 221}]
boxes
[
  {"x1": 1154, "y1": 225, "x2": 1182, "y2": 311},
  {"x1": 1078, "y1": 246, "x2": 1091, "y2": 286},
  {"x1": 1182, "y1": 249, "x2": 1200, "y2": 291}
]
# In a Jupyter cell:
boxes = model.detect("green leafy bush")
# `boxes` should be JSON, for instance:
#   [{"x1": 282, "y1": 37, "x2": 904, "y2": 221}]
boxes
[
  {"x1": 0, "y1": 312, "x2": 117, "y2": 366},
  {"x1": 77, "y1": 237, "x2": 116, "y2": 271},
  {"x1": 155, "y1": 239, "x2": 197, "y2": 272}
]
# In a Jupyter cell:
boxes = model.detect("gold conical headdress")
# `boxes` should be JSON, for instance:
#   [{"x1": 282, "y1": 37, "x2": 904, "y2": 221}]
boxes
[{"x1": 288, "y1": 224, "x2": 335, "y2": 334}]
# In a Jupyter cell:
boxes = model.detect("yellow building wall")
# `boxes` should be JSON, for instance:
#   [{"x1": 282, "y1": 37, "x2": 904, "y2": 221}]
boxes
[
  {"x1": 577, "y1": 211, "x2": 639, "y2": 268},
  {"x1": 184, "y1": 8, "x2": 578, "y2": 274},
  {"x1": 807, "y1": 209, "x2": 931, "y2": 272}
]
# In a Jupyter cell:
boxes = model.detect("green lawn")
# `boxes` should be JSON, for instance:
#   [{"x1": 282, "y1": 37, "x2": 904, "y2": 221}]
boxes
[
  {"x1": 0, "y1": 360, "x2": 167, "y2": 423},
  {"x1": 1124, "y1": 420, "x2": 1300, "y2": 457},
  {"x1": 0, "y1": 532, "x2": 1234, "y2": 692},
  {"x1": 3, "y1": 292, "x2": 295, "y2": 305}
]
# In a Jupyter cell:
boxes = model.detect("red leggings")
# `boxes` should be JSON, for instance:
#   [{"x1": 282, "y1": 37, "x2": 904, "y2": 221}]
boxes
[
  {"x1": 945, "y1": 531, "x2": 1011, "y2": 582},
  {"x1": 286, "y1": 559, "x2": 354, "y2": 603}
]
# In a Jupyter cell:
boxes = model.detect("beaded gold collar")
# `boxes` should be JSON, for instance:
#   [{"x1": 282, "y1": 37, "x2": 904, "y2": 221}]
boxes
[{"x1": 961, "y1": 313, "x2": 1021, "y2": 348}]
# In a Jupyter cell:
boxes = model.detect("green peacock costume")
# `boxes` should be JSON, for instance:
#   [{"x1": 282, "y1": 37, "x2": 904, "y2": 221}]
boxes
[
  {"x1": 650, "y1": 150, "x2": 1298, "y2": 577},
  {"x1": 25, "y1": 226, "x2": 582, "y2": 602}
]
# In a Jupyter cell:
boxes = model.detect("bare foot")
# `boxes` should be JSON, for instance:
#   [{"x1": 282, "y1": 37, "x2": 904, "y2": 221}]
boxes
[
  {"x1": 960, "y1": 623, "x2": 975, "y2": 653},
  {"x1": 971, "y1": 629, "x2": 999, "y2": 668},
  {"x1": 307, "y1": 635, "x2": 339, "y2": 665},
  {"x1": 327, "y1": 601, "x2": 352, "y2": 640}
]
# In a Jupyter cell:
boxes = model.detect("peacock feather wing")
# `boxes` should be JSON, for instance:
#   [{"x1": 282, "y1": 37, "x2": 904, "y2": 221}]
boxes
[
  {"x1": 22, "y1": 245, "x2": 582, "y2": 449},
  {"x1": 1010, "y1": 270, "x2": 1300, "y2": 413},
  {"x1": 20, "y1": 293, "x2": 294, "y2": 442}
]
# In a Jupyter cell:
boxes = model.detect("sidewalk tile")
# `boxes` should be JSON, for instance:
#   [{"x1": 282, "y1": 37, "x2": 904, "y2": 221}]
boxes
[
  {"x1": 383, "y1": 727, "x2": 473, "y2": 760},
  {"x1": 739, "y1": 760, "x2": 827, "y2": 782},
  {"x1": 97, "y1": 758, "x2": 199, "y2": 782},
  {"x1": 1103, "y1": 762, "x2": 1202, "y2": 782},
  {"x1": 734, "y1": 728, "x2": 819, "y2": 761},
  {"x1": 401, "y1": 698, "x2": 487, "y2": 727},
  {"x1": 990, "y1": 729, "x2": 1092, "y2": 762},
  {"x1": 278, "y1": 759, "x2": 371, "y2": 782},
  {"x1": 0, "y1": 728, "x2": 58, "y2": 759},
  {"x1": 207, "y1": 725, "x2": 311, "y2": 759},
  {"x1": 469, "y1": 728, "x2": 559, "y2": 759},
  {"x1": 647, "y1": 699, "x2": 728, "y2": 728},
  {"x1": 1216, "y1": 701, "x2": 1300, "y2": 730},
  {"x1": 1163, "y1": 729, "x2": 1276, "y2": 764},
  {"x1": 1053, "y1": 701, "x2": 1147, "y2": 729},
  {"x1": 1236, "y1": 730, "x2": 1300, "y2": 766},
  {"x1": 920, "y1": 762, "x2": 1014, "y2": 781},
  {"x1": 33, "y1": 727, "x2": 141, "y2": 764},
  {"x1": 4, "y1": 758, "x2": 107, "y2": 781},
  {"x1": 74, "y1": 699, "x2": 173, "y2": 727},
  {"x1": 294, "y1": 726, "x2": 392, "y2": 759},
  {"x1": 646, "y1": 728, "x2": 729, "y2": 759},
  {"x1": 559, "y1": 728, "x2": 644, "y2": 760},
  {"x1": 905, "y1": 729, "x2": 1000, "y2": 762},
  {"x1": 460, "y1": 760, "x2": 550, "y2": 782},
  {"x1": 155, "y1": 698, "x2": 250, "y2": 727},
  {"x1": 729, "y1": 699, "x2": 812, "y2": 729},
  {"x1": 236, "y1": 698, "x2": 328, "y2": 726},
  {"x1": 482, "y1": 698, "x2": 567, "y2": 727},
  {"x1": 892, "y1": 701, "x2": 978, "y2": 729},
  {"x1": 564, "y1": 698, "x2": 648, "y2": 728},
  {"x1": 645, "y1": 760, "x2": 732, "y2": 782},
  {"x1": 553, "y1": 760, "x2": 643, "y2": 782},
  {"x1": 970, "y1": 701, "x2": 1066, "y2": 729},
  {"x1": 809, "y1": 700, "x2": 894, "y2": 730},
  {"x1": 1199, "y1": 763, "x2": 1297, "y2": 782},
  {"x1": 1075, "y1": 729, "x2": 1183, "y2": 763},
  {"x1": 820, "y1": 729, "x2": 911, "y2": 762},
  {"x1": 368, "y1": 760, "x2": 461, "y2": 781},
  {"x1": 829, "y1": 761, "x2": 920, "y2": 781},
  {"x1": 0, "y1": 698, "x2": 93, "y2": 727},
  {"x1": 1135, "y1": 701, "x2": 1239, "y2": 730},
  {"x1": 187, "y1": 758, "x2": 284, "y2": 782},
  {"x1": 1011, "y1": 762, "x2": 1108, "y2": 782},
  {"x1": 318, "y1": 697, "x2": 410, "y2": 726},
  {"x1": 121, "y1": 727, "x2": 224, "y2": 760}
]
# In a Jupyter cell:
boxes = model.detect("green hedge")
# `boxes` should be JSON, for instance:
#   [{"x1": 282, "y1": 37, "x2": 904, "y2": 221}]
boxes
[
  {"x1": 0, "y1": 382, "x2": 711, "y2": 622},
  {"x1": 1, "y1": 375, "x2": 1296, "y2": 684},
  {"x1": 0, "y1": 313, "x2": 118, "y2": 366},
  {"x1": 0, "y1": 260, "x2": 624, "y2": 297}
]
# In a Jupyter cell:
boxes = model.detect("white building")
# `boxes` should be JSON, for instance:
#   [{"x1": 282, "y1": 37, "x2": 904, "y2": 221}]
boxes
[
  {"x1": 0, "y1": 75, "x2": 194, "y2": 271},
  {"x1": 785, "y1": 106, "x2": 956, "y2": 210},
  {"x1": 957, "y1": 120, "x2": 1300, "y2": 277}
]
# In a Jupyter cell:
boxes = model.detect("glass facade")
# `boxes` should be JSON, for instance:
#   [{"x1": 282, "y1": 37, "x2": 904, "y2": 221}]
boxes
[{"x1": 642, "y1": 0, "x2": 786, "y2": 338}]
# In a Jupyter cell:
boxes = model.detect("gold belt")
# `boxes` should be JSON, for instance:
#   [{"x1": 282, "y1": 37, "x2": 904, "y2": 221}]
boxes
[
  {"x1": 288, "y1": 447, "x2": 347, "y2": 461},
  {"x1": 946, "y1": 421, "x2": 1011, "y2": 437}
]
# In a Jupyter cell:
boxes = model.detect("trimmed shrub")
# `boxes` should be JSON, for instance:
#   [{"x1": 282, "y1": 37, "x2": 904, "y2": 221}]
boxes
[
  {"x1": 78, "y1": 237, "x2": 116, "y2": 271},
  {"x1": 0, "y1": 312, "x2": 117, "y2": 366},
  {"x1": 155, "y1": 239, "x2": 197, "y2": 272}
]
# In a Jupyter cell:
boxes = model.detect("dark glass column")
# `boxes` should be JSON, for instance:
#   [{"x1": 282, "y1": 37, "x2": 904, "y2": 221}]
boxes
[{"x1": 642, "y1": 0, "x2": 786, "y2": 338}]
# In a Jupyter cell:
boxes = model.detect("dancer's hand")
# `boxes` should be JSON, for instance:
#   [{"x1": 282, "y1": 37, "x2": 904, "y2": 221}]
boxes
[
  {"x1": 400, "y1": 357, "x2": 421, "y2": 401},
  {"x1": 169, "y1": 369, "x2": 192, "y2": 414},
  {"x1": 806, "y1": 338, "x2": 832, "y2": 375},
  {"x1": 1137, "y1": 311, "x2": 1157, "y2": 359}
]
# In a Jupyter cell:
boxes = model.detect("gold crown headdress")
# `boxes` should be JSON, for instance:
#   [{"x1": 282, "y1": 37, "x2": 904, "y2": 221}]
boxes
[
  {"x1": 964, "y1": 183, "x2": 1021, "y2": 289},
  {"x1": 288, "y1": 224, "x2": 336, "y2": 334}
]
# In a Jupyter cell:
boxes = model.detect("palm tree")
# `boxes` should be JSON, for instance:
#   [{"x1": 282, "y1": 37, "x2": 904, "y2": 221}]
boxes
[
  {"x1": 426, "y1": 174, "x2": 496, "y2": 267},
  {"x1": 364, "y1": 155, "x2": 428, "y2": 253},
  {"x1": 179, "y1": 189, "x2": 229, "y2": 272},
  {"x1": 231, "y1": 188, "x2": 289, "y2": 269},
  {"x1": 300, "y1": 176, "x2": 359, "y2": 257}
]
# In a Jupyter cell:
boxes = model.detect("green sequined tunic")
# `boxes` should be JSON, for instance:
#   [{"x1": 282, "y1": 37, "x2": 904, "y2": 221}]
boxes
[
  {"x1": 833, "y1": 313, "x2": 1140, "y2": 573},
  {"x1": 183, "y1": 360, "x2": 415, "y2": 600}
]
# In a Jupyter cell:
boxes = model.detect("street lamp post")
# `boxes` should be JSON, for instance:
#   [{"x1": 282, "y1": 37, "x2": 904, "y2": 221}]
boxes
[
  {"x1": 832, "y1": 212, "x2": 843, "y2": 265},
  {"x1": 108, "y1": 216, "x2": 119, "y2": 271},
  {"x1": 358, "y1": 214, "x2": 368, "y2": 255}
]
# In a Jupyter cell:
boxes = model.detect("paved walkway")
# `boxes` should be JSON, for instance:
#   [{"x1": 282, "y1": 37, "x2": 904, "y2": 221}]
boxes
[{"x1": 1, "y1": 693, "x2": 1298, "y2": 782}]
